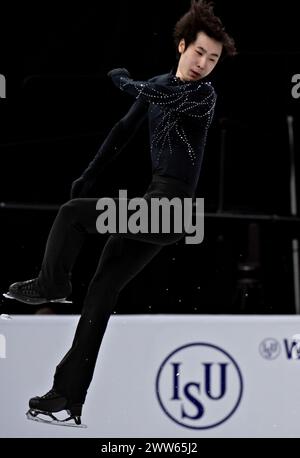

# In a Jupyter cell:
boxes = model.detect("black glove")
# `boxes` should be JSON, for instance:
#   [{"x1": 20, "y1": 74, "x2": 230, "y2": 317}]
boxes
[
  {"x1": 107, "y1": 68, "x2": 131, "y2": 81},
  {"x1": 70, "y1": 176, "x2": 96, "y2": 199}
]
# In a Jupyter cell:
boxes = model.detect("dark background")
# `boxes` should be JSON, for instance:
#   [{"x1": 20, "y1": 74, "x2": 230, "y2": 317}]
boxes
[{"x1": 0, "y1": 0, "x2": 299, "y2": 315}]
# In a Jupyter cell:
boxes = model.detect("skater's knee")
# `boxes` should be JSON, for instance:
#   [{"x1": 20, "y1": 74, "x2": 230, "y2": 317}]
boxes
[{"x1": 58, "y1": 199, "x2": 85, "y2": 221}]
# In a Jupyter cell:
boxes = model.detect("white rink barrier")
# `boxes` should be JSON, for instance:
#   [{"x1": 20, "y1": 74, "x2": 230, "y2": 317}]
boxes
[{"x1": 1, "y1": 314, "x2": 300, "y2": 438}]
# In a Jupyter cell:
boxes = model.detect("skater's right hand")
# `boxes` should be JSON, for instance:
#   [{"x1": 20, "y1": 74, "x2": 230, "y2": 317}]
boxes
[{"x1": 70, "y1": 177, "x2": 95, "y2": 199}]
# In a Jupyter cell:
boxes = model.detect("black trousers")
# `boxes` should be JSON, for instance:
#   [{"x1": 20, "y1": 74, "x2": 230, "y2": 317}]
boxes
[{"x1": 37, "y1": 174, "x2": 194, "y2": 405}]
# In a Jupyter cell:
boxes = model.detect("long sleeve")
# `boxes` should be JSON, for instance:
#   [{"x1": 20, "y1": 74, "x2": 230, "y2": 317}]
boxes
[
  {"x1": 107, "y1": 69, "x2": 218, "y2": 191},
  {"x1": 81, "y1": 97, "x2": 148, "y2": 179},
  {"x1": 110, "y1": 70, "x2": 216, "y2": 120}
]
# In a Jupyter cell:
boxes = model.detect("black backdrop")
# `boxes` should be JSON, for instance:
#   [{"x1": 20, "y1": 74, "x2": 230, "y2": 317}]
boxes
[{"x1": 0, "y1": 0, "x2": 299, "y2": 315}]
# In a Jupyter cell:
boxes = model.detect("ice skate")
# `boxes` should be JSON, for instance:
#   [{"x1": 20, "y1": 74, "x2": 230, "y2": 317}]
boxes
[
  {"x1": 26, "y1": 389, "x2": 86, "y2": 428},
  {"x1": 3, "y1": 278, "x2": 72, "y2": 305}
]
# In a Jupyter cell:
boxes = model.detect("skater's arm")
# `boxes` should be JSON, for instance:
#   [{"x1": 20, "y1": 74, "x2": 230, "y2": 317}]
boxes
[
  {"x1": 108, "y1": 68, "x2": 217, "y2": 119},
  {"x1": 70, "y1": 98, "x2": 148, "y2": 198},
  {"x1": 81, "y1": 98, "x2": 148, "y2": 180}
]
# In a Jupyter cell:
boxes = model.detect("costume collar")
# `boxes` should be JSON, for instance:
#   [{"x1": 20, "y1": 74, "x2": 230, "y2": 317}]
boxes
[{"x1": 168, "y1": 67, "x2": 186, "y2": 85}]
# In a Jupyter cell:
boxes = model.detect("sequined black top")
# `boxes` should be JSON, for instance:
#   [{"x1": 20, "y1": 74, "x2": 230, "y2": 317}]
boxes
[{"x1": 82, "y1": 69, "x2": 217, "y2": 192}]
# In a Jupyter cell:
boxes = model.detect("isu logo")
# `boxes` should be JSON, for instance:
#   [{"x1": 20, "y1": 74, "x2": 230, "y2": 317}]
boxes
[{"x1": 155, "y1": 343, "x2": 243, "y2": 429}]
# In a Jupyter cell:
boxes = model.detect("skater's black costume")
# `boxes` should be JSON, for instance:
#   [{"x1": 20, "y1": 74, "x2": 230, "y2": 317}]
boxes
[{"x1": 10, "y1": 68, "x2": 217, "y2": 421}]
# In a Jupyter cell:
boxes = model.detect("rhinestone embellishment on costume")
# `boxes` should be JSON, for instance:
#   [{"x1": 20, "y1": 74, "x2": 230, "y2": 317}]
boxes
[{"x1": 119, "y1": 75, "x2": 216, "y2": 167}]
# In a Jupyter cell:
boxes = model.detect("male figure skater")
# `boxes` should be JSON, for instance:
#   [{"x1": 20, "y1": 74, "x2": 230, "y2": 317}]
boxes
[{"x1": 5, "y1": 1, "x2": 236, "y2": 426}]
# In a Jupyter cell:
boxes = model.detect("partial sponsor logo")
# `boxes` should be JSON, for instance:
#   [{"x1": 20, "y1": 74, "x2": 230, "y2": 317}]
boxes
[
  {"x1": 259, "y1": 338, "x2": 281, "y2": 360},
  {"x1": 259, "y1": 335, "x2": 300, "y2": 360},
  {"x1": 285, "y1": 334, "x2": 300, "y2": 360}
]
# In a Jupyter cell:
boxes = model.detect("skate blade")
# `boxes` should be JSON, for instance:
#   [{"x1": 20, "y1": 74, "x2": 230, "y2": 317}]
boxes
[
  {"x1": 26, "y1": 410, "x2": 87, "y2": 428},
  {"x1": 3, "y1": 293, "x2": 72, "y2": 304},
  {"x1": 50, "y1": 298, "x2": 73, "y2": 304},
  {"x1": 3, "y1": 293, "x2": 15, "y2": 300}
]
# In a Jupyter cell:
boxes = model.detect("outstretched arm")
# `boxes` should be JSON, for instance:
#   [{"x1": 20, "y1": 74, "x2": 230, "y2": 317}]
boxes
[{"x1": 108, "y1": 68, "x2": 216, "y2": 119}]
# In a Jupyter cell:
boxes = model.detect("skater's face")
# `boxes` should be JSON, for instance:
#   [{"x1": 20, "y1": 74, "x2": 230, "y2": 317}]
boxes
[{"x1": 176, "y1": 31, "x2": 222, "y2": 82}]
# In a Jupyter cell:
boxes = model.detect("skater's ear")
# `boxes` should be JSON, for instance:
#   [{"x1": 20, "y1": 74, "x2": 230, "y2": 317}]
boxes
[{"x1": 178, "y1": 39, "x2": 186, "y2": 54}]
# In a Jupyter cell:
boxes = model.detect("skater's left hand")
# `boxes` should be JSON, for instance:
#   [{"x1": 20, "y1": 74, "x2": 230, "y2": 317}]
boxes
[{"x1": 107, "y1": 68, "x2": 131, "y2": 80}]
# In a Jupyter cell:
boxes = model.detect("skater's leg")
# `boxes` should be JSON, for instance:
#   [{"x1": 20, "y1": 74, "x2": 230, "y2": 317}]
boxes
[
  {"x1": 50, "y1": 184, "x2": 189, "y2": 402},
  {"x1": 27, "y1": 178, "x2": 190, "y2": 408},
  {"x1": 53, "y1": 234, "x2": 163, "y2": 404},
  {"x1": 37, "y1": 198, "x2": 101, "y2": 297},
  {"x1": 37, "y1": 187, "x2": 187, "y2": 297},
  {"x1": 7, "y1": 198, "x2": 101, "y2": 303},
  {"x1": 9, "y1": 173, "x2": 191, "y2": 302}
]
